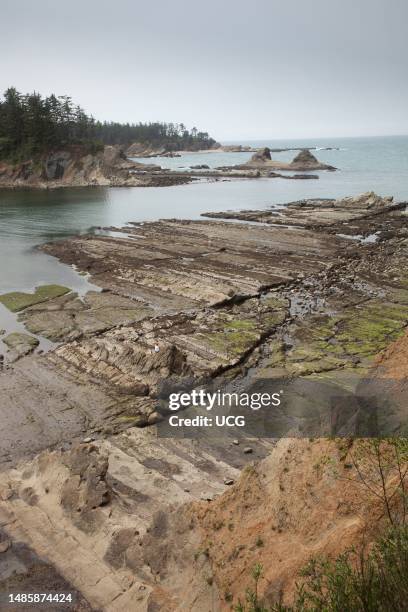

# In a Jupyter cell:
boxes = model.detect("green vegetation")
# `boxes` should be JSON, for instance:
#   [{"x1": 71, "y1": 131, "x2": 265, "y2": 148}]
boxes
[
  {"x1": 234, "y1": 563, "x2": 265, "y2": 612},
  {"x1": 267, "y1": 299, "x2": 408, "y2": 378},
  {"x1": 234, "y1": 527, "x2": 408, "y2": 612},
  {"x1": 262, "y1": 295, "x2": 290, "y2": 310},
  {"x1": 225, "y1": 319, "x2": 258, "y2": 331},
  {"x1": 204, "y1": 328, "x2": 259, "y2": 358},
  {"x1": 0, "y1": 87, "x2": 216, "y2": 161},
  {"x1": 286, "y1": 527, "x2": 408, "y2": 611},
  {"x1": 235, "y1": 440, "x2": 408, "y2": 611},
  {"x1": 335, "y1": 301, "x2": 408, "y2": 356},
  {"x1": 0, "y1": 285, "x2": 70, "y2": 312}
]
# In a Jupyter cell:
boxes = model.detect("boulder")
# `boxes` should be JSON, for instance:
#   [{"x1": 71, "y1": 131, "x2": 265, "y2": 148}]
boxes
[
  {"x1": 250, "y1": 147, "x2": 272, "y2": 163},
  {"x1": 61, "y1": 444, "x2": 111, "y2": 532},
  {"x1": 335, "y1": 191, "x2": 393, "y2": 210},
  {"x1": 160, "y1": 152, "x2": 181, "y2": 158}
]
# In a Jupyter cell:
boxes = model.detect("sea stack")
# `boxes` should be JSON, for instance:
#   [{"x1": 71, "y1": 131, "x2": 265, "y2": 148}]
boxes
[
  {"x1": 291, "y1": 149, "x2": 319, "y2": 165},
  {"x1": 250, "y1": 147, "x2": 272, "y2": 162}
]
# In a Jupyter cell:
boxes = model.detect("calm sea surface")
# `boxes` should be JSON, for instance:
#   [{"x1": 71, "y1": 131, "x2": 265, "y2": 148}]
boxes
[{"x1": 0, "y1": 135, "x2": 407, "y2": 336}]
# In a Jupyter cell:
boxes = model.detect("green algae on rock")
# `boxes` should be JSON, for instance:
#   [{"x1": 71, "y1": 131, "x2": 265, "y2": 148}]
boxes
[
  {"x1": 0, "y1": 285, "x2": 71, "y2": 312},
  {"x1": 19, "y1": 290, "x2": 153, "y2": 342},
  {"x1": 259, "y1": 298, "x2": 408, "y2": 381}
]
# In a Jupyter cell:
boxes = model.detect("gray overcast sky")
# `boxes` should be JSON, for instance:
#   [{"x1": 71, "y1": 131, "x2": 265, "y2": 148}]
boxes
[{"x1": 1, "y1": 0, "x2": 407, "y2": 140}]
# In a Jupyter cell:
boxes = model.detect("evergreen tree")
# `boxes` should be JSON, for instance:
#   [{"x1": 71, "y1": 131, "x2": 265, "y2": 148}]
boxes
[{"x1": 0, "y1": 87, "x2": 216, "y2": 161}]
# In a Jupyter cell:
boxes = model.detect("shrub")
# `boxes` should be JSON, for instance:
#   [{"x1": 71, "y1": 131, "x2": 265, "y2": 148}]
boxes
[{"x1": 235, "y1": 525, "x2": 408, "y2": 611}]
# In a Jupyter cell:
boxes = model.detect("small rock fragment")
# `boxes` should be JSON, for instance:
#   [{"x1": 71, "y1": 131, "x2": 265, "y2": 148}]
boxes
[
  {"x1": 200, "y1": 493, "x2": 214, "y2": 501},
  {"x1": 0, "y1": 539, "x2": 11, "y2": 553},
  {"x1": 147, "y1": 411, "x2": 161, "y2": 425}
]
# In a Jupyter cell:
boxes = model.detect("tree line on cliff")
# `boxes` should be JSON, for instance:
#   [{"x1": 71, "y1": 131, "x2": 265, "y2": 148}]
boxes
[{"x1": 0, "y1": 87, "x2": 216, "y2": 161}]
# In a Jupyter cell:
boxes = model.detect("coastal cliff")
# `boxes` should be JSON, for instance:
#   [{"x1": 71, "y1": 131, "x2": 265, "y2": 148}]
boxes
[
  {"x1": 0, "y1": 87, "x2": 217, "y2": 187},
  {"x1": 0, "y1": 145, "x2": 191, "y2": 188},
  {"x1": 126, "y1": 140, "x2": 221, "y2": 158}
]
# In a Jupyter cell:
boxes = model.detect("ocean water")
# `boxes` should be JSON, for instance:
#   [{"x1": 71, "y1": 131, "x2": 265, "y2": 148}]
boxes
[
  {"x1": 136, "y1": 135, "x2": 408, "y2": 201},
  {"x1": 0, "y1": 135, "x2": 407, "y2": 340}
]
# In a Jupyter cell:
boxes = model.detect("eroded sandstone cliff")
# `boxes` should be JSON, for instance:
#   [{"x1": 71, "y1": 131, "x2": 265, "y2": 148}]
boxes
[{"x1": 0, "y1": 145, "x2": 190, "y2": 188}]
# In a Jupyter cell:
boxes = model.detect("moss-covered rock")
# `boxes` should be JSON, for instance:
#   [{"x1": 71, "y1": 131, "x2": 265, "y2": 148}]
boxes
[
  {"x1": 19, "y1": 291, "x2": 153, "y2": 342},
  {"x1": 264, "y1": 299, "x2": 408, "y2": 379},
  {"x1": 0, "y1": 285, "x2": 71, "y2": 312},
  {"x1": 335, "y1": 301, "x2": 408, "y2": 356},
  {"x1": 201, "y1": 328, "x2": 260, "y2": 360}
]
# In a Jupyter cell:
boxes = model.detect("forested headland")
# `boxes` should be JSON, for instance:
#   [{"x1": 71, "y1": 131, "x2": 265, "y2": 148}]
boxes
[{"x1": 0, "y1": 87, "x2": 216, "y2": 161}]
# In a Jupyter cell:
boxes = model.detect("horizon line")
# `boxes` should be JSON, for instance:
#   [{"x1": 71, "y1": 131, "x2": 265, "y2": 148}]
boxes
[{"x1": 221, "y1": 133, "x2": 408, "y2": 143}]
